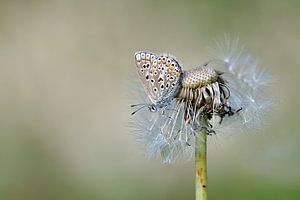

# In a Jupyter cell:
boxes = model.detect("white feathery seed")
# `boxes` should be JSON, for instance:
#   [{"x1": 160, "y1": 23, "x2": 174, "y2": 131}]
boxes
[{"x1": 208, "y1": 36, "x2": 274, "y2": 129}]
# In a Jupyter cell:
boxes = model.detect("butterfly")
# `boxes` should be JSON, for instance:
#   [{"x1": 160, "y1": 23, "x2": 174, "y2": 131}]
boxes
[{"x1": 131, "y1": 51, "x2": 183, "y2": 114}]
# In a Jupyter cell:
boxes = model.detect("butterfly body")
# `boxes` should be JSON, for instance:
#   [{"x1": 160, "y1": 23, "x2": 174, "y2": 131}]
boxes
[{"x1": 134, "y1": 51, "x2": 183, "y2": 110}]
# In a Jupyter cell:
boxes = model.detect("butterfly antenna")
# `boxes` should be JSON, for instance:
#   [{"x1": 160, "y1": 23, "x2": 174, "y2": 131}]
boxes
[
  {"x1": 131, "y1": 105, "x2": 148, "y2": 115},
  {"x1": 131, "y1": 103, "x2": 146, "y2": 108}
]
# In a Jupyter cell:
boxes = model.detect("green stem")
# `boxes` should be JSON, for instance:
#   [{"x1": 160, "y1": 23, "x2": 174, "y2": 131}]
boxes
[{"x1": 195, "y1": 128, "x2": 208, "y2": 200}]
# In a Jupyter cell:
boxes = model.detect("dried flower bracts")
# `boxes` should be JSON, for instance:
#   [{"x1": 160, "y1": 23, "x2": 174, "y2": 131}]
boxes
[{"x1": 177, "y1": 63, "x2": 241, "y2": 128}]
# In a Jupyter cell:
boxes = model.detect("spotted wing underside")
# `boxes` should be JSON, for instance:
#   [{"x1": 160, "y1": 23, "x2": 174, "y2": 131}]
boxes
[{"x1": 134, "y1": 51, "x2": 182, "y2": 105}]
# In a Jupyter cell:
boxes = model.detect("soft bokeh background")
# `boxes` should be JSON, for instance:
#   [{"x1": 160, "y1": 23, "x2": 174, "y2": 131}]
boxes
[{"x1": 0, "y1": 0, "x2": 299, "y2": 199}]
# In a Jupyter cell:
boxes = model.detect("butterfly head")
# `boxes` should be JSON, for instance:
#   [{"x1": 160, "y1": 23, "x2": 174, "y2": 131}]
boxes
[
  {"x1": 149, "y1": 104, "x2": 157, "y2": 112},
  {"x1": 131, "y1": 103, "x2": 157, "y2": 115}
]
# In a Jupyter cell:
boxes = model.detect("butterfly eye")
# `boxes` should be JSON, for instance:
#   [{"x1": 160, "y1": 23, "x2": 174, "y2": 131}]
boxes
[
  {"x1": 153, "y1": 60, "x2": 157, "y2": 66},
  {"x1": 141, "y1": 53, "x2": 145, "y2": 59},
  {"x1": 162, "y1": 57, "x2": 166, "y2": 63},
  {"x1": 171, "y1": 62, "x2": 175, "y2": 67},
  {"x1": 153, "y1": 87, "x2": 158, "y2": 93},
  {"x1": 145, "y1": 75, "x2": 149, "y2": 80},
  {"x1": 149, "y1": 105, "x2": 157, "y2": 112}
]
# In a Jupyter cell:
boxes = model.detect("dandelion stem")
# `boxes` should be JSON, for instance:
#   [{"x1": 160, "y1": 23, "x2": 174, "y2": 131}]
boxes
[{"x1": 195, "y1": 126, "x2": 208, "y2": 200}]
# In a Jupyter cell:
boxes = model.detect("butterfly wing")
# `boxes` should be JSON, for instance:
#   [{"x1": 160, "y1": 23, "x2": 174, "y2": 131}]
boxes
[{"x1": 134, "y1": 51, "x2": 182, "y2": 106}]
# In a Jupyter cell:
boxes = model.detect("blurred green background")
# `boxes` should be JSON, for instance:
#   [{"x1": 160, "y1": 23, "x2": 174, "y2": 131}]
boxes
[{"x1": 0, "y1": 0, "x2": 299, "y2": 200}]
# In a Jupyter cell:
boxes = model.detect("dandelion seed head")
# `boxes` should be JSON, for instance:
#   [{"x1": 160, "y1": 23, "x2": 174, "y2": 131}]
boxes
[{"x1": 130, "y1": 36, "x2": 273, "y2": 162}]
